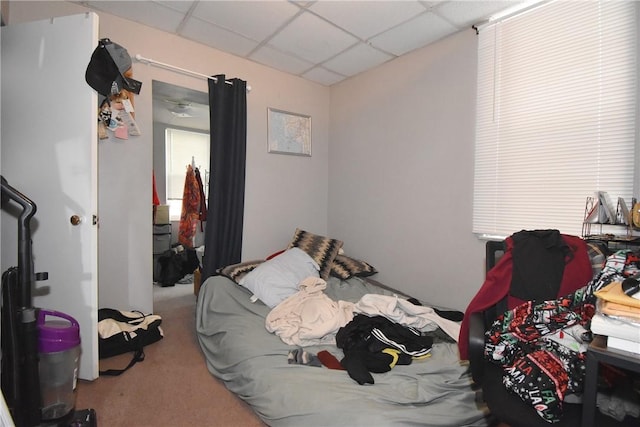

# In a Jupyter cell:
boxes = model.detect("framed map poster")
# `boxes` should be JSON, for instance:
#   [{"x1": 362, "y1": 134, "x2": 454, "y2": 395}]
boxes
[{"x1": 267, "y1": 108, "x2": 311, "y2": 156}]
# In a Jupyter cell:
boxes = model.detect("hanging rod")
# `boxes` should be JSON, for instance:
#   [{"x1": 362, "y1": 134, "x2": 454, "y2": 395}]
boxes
[{"x1": 134, "y1": 54, "x2": 251, "y2": 92}]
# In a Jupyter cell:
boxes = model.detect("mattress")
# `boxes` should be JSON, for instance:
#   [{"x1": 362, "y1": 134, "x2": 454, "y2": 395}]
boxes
[{"x1": 196, "y1": 275, "x2": 491, "y2": 426}]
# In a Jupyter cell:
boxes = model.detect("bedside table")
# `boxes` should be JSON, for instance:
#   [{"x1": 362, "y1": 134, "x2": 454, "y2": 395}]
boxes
[{"x1": 582, "y1": 335, "x2": 640, "y2": 427}]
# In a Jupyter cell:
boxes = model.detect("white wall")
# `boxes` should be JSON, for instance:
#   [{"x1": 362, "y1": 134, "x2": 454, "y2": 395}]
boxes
[
  {"x1": 328, "y1": 30, "x2": 485, "y2": 311},
  {"x1": 8, "y1": 1, "x2": 491, "y2": 313},
  {"x1": 7, "y1": 1, "x2": 331, "y2": 312}
]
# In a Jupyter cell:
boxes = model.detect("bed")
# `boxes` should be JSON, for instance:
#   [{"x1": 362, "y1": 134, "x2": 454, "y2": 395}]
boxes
[{"x1": 195, "y1": 271, "x2": 491, "y2": 426}]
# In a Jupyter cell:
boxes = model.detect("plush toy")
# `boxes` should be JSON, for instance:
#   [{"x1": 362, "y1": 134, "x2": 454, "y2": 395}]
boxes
[
  {"x1": 109, "y1": 90, "x2": 140, "y2": 136},
  {"x1": 97, "y1": 99, "x2": 111, "y2": 140}
]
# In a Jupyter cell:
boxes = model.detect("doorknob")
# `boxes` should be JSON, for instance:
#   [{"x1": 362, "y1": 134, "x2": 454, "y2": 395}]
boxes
[{"x1": 70, "y1": 215, "x2": 82, "y2": 226}]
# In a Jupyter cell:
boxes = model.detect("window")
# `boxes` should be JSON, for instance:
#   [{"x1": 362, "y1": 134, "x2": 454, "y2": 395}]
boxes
[
  {"x1": 473, "y1": 1, "x2": 637, "y2": 238},
  {"x1": 165, "y1": 128, "x2": 210, "y2": 220}
]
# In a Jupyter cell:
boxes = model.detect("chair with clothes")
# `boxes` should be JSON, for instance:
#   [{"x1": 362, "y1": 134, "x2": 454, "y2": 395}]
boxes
[{"x1": 460, "y1": 230, "x2": 635, "y2": 427}]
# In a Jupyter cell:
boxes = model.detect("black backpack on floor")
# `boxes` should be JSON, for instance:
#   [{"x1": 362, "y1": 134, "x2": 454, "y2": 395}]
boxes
[
  {"x1": 156, "y1": 247, "x2": 199, "y2": 286},
  {"x1": 97, "y1": 308, "x2": 163, "y2": 375}
]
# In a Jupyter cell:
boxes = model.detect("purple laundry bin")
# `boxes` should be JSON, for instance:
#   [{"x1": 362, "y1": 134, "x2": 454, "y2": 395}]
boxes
[{"x1": 37, "y1": 310, "x2": 81, "y2": 421}]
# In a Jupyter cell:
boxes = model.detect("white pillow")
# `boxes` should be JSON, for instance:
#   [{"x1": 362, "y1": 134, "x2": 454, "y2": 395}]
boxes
[{"x1": 238, "y1": 247, "x2": 319, "y2": 308}]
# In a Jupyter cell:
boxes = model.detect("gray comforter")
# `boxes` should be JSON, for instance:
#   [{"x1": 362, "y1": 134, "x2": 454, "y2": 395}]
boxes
[{"x1": 196, "y1": 275, "x2": 490, "y2": 426}]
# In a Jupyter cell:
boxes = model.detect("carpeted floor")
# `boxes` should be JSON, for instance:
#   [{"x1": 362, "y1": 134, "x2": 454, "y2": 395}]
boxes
[{"x1": 75, "y1": 284, "x2": 265, "y2": 426}]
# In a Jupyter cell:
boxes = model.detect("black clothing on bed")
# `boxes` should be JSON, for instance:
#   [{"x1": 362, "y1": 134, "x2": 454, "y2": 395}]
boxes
[
  {"x1": 340, "y1": 348, "x2": 412, "y2": 385},
  {"x1": 407, "y1": 297, "x2": 464, "y2": 322},
  {"x1": 336, "y1": 314, "x2": 433, "y2": 385}
]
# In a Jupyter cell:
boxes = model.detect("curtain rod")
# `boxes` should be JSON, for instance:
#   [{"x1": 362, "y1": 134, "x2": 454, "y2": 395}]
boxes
[
  {"x1": 134, "y1": 54, "x2": 252, "y2": 92},
  {"x1": 472, "y1": 0, "x2": 550, "y2": 33}
]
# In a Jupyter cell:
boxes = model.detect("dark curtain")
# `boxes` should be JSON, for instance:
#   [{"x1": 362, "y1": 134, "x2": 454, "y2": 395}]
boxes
[{"x1": 201, "y1": 74, "x2": 247, "y2": 280}]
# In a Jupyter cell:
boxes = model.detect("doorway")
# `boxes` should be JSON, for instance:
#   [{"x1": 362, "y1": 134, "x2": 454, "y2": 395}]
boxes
[{"x1": 152, "y1": 81, "x2": 209, "y2": 304}]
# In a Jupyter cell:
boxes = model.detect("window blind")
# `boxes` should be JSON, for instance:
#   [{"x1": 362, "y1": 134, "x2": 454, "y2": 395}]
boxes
[
  {"x1": 473, "y1": 1, "x2": 637, "y2": 238},
  {"x1": 165, "y1": 128, "x2": 210, "y2": 219}
]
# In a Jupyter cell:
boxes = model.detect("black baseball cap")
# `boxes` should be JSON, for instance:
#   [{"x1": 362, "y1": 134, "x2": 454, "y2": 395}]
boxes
[{"x1": 85, "y1": 38, "x2": 142, "y2": 100}]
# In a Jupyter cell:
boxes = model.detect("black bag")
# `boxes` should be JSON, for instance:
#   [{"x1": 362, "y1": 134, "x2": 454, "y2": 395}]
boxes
[
  {"x1": 156, "y1": 247, "x2": 200, "y2": 287},
  {"x1": 97, "y1": 308, "x2": 163, "y2": 376}
]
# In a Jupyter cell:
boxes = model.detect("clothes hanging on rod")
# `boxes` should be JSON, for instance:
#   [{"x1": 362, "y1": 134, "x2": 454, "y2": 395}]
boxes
[
  {"x1": 152, "y1": 170, "x2": 160, "y2": 224},
  {"x1": 134, "y1": 54, "x2": 251, "y2": 92},
  {"x1": 178, "y1": 165, "x2": 200, "y2": 248},
  {"x1": 178, "y1": 164, "x2": 208, "y2": 245},
  {"x1": 194, "y1": 167, "x2": 207, "y2": 230}
]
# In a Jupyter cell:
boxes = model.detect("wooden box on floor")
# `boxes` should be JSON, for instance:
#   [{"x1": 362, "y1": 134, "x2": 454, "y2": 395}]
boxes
[{"x1": 194, "y1": 268, "x2": 202, "y2": 296}]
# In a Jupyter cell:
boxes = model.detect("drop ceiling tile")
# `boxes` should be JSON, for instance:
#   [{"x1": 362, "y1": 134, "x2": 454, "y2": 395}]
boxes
[
  {"x1": 83, "y1": 1, "x2": 186, "y2": 33},
  {"x1": 268, "y1": 12, "x2": 359, "y2": 63},
  {"x1": 79, "y1": 0, "x2": 521, "y2": 86},
  {"x1": 435, "y1": 1, "x2": 521, "y2": 27},
  {"x1": 180, "y1": 17, "x2": 259, "y2": 57},
  {"x1": 153, "y1": 1, "x2": 196, "y2": 14},
  {"x1": 193, "y1": 1, "x2": 301, "y2": 42},
  {"x1": 370, "y1": 12, "x2": 457, "y2": 56},
  {"x1": 309, "y1": 1, "x2": 427, "y2": 39},
  {"x1": 250, "y1": 45, "x2": 314, "y2": 75},
  {"x1": 303, "y1": 67, "x2": 347, "y2": 86},
  {"x1": 323, "y1": 43, "x2": 394, "y2": 77}
]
